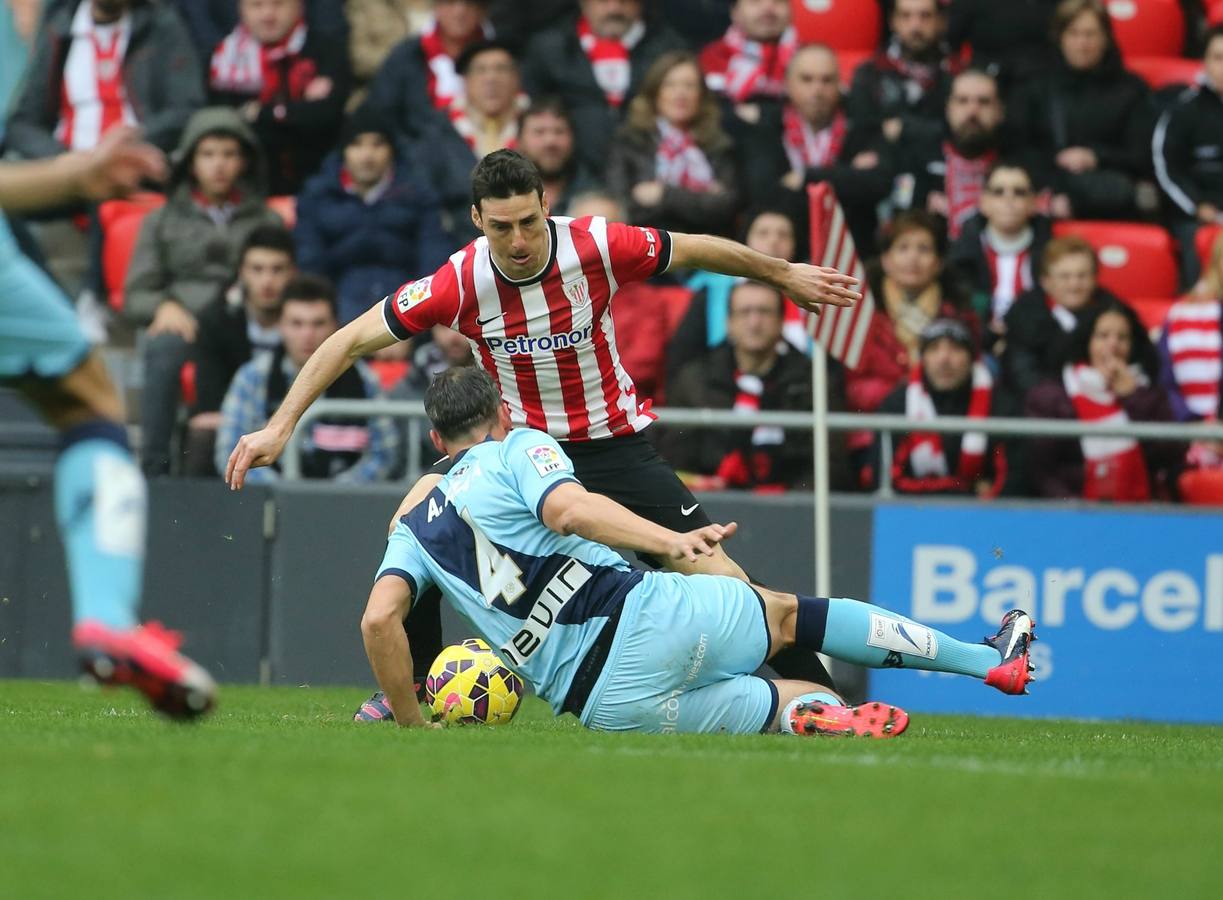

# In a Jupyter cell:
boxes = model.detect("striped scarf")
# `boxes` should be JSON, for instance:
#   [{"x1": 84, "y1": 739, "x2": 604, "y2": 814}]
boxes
[
  {"x1": 1062, "y1": 363, "x2": 1151, "y2": 501},
  {"x1": 418, "y1": 15, "x2": 493, "y2": 111},
  {"x1": 903, "y1": 362, "x2": 992, "y2": 482},
  {"x1": 781, "y1": 105, "x2": 847, "y2": 174},
  {"x1": 577, "y1": 16, "x2": 644, "y2": 108},
  {"x1": 981, "y1": 227, "x2": 1034, "y2": 324},
  {"x1": 655, "y1": 118, "x2": 715, "y2": 191},
  {"x1": 55, "y1": 3, "x2": 136, "y2": 151},
  {"x1": 210, "y1": 19, "x2": 309, "y2": 102},
  {"x1": 1164, "y1": 299, "x2": 1222, "y2": 418},
  {"x1": 705, "y1": 25, "x2": 797, "y2": 102},
  {"x1": 448, "y1": 93, "x2": 526, "y2": 156},
  {"x1": 943, "y1": 142, "x2": 996, "y2": 239},
  {"x1": 715, "y1": 369, "x2": 785, "y2": 486}
]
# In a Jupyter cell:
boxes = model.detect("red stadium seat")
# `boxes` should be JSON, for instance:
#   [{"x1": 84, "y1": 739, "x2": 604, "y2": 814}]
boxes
[
  {"x1": 1209, "y1": 0, "x2": 1223, "y2": 27},
  {"x1": 1126, "y1": 56, "x2": 1203, "y2": 90},
  {"x1": 1106, "y1": 0, "x2": 1184, "y2": 58},
  {"x1": 1052, "y1": 220, "x2": 1179, "y2": 299},
  {"x1": 179, "y1": 361, "x2": 197, "y2": 409},
  {"x1": 837, "y1": 49, "x2": 870, "y2": 89},
  {"x1": 1179, "y1": 469, "x2": 1223, "y2": 505},
  {"x1": 1126, "y1": 296, "x2": 1176, "y2": 335},
  {"x1": 267, "y1": 195, "x2": 297, "y2": 229},
  {"x1": 366, "y1": 358, "x2": 410, "y2": 391},
  {"x1": 99, "y1": 195, "x2": 165, "y2": 312},
  {"x1": 791, "y1": 0, "x2": 883, "y2": 52},
  {"x1": 1195, "y1": 224, "x2": 1223, "y2": 275}
]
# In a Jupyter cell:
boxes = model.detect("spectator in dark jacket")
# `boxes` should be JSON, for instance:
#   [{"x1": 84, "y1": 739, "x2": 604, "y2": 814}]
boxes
[
  {"x1": 367, "y1": 0, "x2": 493, "y2": 141},
  {"x1": 295, "y1": 106, "x2": 452, "y2": 325},
  {"x1": 1025, "y1": 300, "x2": 1181, "y2": 501},
  {"x1": 208, "y1": 0, "x2": 351, "y2": 194},
  {"x1": 5, "y1": 0, "x2": 202, "y2": 159},
  {"x1": 1011, "y1": 0, "x2": 1153, "y2": 220},
  {"x1": 186, "y1": 223, "x2": 296, "y2": 476},
  {"x1": 734, "y1": 44, "x2": 891, "y2": 257},
  {"x1": 605, "y1": 51, "x2": 739, "y2": 237},
  {"x1": 847, "y1": 0, "x2": 955, "y2": 145},
  {"x1": 699, "y1": 0, "x2": 795, "y2": 117},
  {"x1": 661, "y1": 280, "x2": 850, "y2": 491},
  {"x1": 520, "y1": 0, "x2": 688, "y2": 176},
  {"x1": 174, "y1": 0, "x2": 347, "y2": 68},
  {"x1": 1001, "y1": 235, "x2": 1128, "y2": 405},
  {"x1": 517, "y1": 97, "x2": 598, "y2": 218},
  {"x1": 124, "y1": 106, "x2": 283, "y2": 477},
  {"x1": 872, "y1": 317, "x2": 1012, "y2": 496},
  {"x1": 947, "y1": 0, "x2": 1059, "y2": 94},
  {"x1": 948, "y1": 161, "x2": 1052, "y2": 346},
  {"x1": 1153, "y1": 26, "x2": 1223, "y2": 288}
]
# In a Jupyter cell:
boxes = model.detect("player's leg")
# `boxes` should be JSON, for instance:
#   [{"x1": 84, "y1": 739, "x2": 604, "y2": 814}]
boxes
[
  {"x1": 1, "y1": 254, "x2": 214, "y2": 717},
  {"x1": 768, "y1": 678, "x2": 908, "y2": 738},
  {"x1": 758, "y1": 588, "x2": 1035, "y2": 695}
]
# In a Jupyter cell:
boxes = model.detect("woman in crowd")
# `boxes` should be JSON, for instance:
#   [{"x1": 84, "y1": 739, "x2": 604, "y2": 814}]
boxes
[
  {"x1": 605, "y1": 50, "x2": 739, "y2": 237},
  {"x1": 1025, "y1": 301, "x2": 1181, "y2": 501}
]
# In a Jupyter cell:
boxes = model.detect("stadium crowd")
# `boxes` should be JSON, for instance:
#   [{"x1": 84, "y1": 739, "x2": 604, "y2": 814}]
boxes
[{"x1": 3, "y1": 0, "x2": 1223, "y2": 504}]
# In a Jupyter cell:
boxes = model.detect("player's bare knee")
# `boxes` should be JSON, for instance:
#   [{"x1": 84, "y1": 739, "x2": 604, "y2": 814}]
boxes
[{"x1": 757, "y1": 587, "x2": 798, "y2": 649}]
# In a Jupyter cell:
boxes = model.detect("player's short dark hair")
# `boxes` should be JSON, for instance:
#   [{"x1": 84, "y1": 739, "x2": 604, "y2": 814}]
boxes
[
  {"x1": 425, "y1": 366, "x2": 502, "y2": 441},
  {"x1": 519, "y1": 96, "x2": 575, "y2": 132},
  {"x1": 455, "y1": 39, "x2": 516, "y2": 77},
  {"x1": 240, "y1": 223, "x2": 296, "y2": 264},
  {"x1": 470, "y1": 149, "x2": 544, "y2": 210},
  {"x1": 280, "y1": 274, "x2": 337, "y2": 318}
]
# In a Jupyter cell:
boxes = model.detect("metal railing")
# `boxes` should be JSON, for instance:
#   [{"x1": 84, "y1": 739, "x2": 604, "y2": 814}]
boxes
[{"x1": 281, "y1": 398, "x2": 1223, "y2": 495}]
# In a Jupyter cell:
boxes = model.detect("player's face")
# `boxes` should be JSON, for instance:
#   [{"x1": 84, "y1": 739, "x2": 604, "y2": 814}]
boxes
[
  {"x1": 241, "y1": 0, "x2": 303, "y2": 45},
  {"x1": 921, "y1": 337, "x2": 972, "y2": 392},
  {"x1": 1088, "y1": 311, "x2": 1133, "y2": 371},
  {"x1": 946, "y1": 74, "x2": 1002, "y2": 143},
  {"x1": 891, "y1": 0, "x2": 941, "y2": 57},
  {"x1": 881, "y1": 227, "x2": 941, "y2": 294},
  {"x1": 343, "y1": 133, "x2": 393, "y2": 188},
  {"x1": 580, "y1": 0, "x2": 643, "y2": 40},
  {"x1": 731, "y1": 0, "x2": 790, "y2": 42},
  {"x1": 785, "y1": 48, "x2": 841, "y2": 126},
  {"x1": 980, "y1": 169, "x2": 1034, "y2": 235},
  {"x1": 435, "y1": 0, "x2": 487, "y2": 41},
  {"x1": 473, "y1": 192, "x2": 552, "y2": 279},
  {"x1": 518, "y1": 112, "x2": 574, "y2": 179},
  {"x1": 464, "y1": 49, "x2": 520, "y2": 117},
  {"x1": 1061, "y1": 10, "x2": 1108, "y2": 72},
  {"x1": 191, "y1": 136, "x2": 245, "y2": 200},
  {"x1": 745, "y1": 212, "x2": 795, "y2": 261},
  {"x1": 727, "y1": 284, "x2": 785, "y2": 353},
  {"x1": 239, "y1": 248, "x2": 294, "y2": 315},
  {"x1": 1041, "y1": 253, "x2": 1096, "y2": 312},
  {"x1": 656, "y1": 62, "x2": 703, "y2": 129},
  {"x1": 279, "y1": 298, "x2": 337, "y2": 365},
  {"x1": 1205, "y1": 35, "x2": 1223, "y2": 91}
]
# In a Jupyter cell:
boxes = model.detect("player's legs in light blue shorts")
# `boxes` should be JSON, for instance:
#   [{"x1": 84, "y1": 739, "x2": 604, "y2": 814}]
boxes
[
  {"x1": 0, "y1": 216, "x2": 213, "y2": 717},
  {"x1": 580, "y1": 572, "x2": 779, "y2": 735}
]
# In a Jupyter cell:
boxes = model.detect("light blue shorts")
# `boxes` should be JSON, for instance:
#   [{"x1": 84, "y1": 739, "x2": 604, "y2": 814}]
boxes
[
  {"x1": 0, "y1": 235, "x2": 90, "y2": 382},
  {"x1": 580, "y1": 572, "x2": 778, "y2": 735}
]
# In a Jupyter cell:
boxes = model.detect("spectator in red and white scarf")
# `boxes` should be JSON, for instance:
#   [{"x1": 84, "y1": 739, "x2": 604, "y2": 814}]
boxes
[
  {"x1": 699, "y1": 0, "x2": 796, "y2": 116},
  {"x1": 949, "y1": 161, "x2": 1052, "y2": 348},
  {"x1": 209, "y1": 0, "x2": 350, "y2": 194},
  {"x1": 894, "y1": 69, "x2": 1014, "y2": 241},
  {"x1": 872, "y1": 317, "x2": 1012, "y2": 496},
  {"x1": 605, "y1": 50, "x2": 739, "y2": 237},
  {"x1": 366, "y1": 0, "x2": 494, "y2": 142},
  {"x1": 521, "y1": 0, "x2": 687, "y2": 176},
  {"x1": 1026, "y1": 300, "x2": 1181, "y2": 501},
  {"x1": 735, "y1": 44, "x2": 892, "y2": 258},
  {"x1": 847, "y1": 0, "x2": 955, "y2": 145},
  {"x1": 1157, "y1": 230, "x2": 1223, "y2": 424}
]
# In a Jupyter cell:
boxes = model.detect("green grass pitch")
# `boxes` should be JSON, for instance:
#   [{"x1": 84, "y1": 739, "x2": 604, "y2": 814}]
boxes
[{"x1": 2, "y1": 681, "x2": 1221, "y2": 900}]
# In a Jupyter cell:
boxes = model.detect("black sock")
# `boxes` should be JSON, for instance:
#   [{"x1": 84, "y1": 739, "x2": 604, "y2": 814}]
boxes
[{"x1": 794, "y1": 595, "x2": 830, "y2": 652}]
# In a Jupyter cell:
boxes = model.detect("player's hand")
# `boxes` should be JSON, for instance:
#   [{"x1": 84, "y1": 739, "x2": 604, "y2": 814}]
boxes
[
  {"x1": 780, "y1": 262, "x2": 861, "y2": 311},
  {"x1": 668, "y1": 522, "x2": 738, "y2": 563},
  {"x1": 226, "y1": 426, "x2": 289, "y2": 490},
  {"x1": 71, "y1": 124, "x2": 167, "y2": 201}
]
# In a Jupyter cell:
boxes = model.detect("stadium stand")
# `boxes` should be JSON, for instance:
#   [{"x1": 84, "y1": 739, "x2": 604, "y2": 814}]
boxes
[
  {"x1": 1052, "y1": 220, "x2": 1180, "y2": 299},
  {"x1": 791, "y1": 0, "x2": 883, "y2": 51},
  {"x1": 1126, "y1": 55, "x2": 1203, "y2": 89},
  {"x1": 1106, "y1": 0, "x2": 1185, "y2": 57},
  {"x1": 99, "y1": 194, "x2": 166, "y2": 312}
]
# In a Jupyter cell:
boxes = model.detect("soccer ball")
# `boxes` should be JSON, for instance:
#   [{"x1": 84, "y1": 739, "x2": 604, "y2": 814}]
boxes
[{"x1": 425, "y1": 641, "x2": 524, "y2": 726}]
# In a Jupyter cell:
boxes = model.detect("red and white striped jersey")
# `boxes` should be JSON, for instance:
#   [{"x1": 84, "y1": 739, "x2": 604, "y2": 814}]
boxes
[{"x1": 381, "y1": 216, "x2": 673, "y2": 442}]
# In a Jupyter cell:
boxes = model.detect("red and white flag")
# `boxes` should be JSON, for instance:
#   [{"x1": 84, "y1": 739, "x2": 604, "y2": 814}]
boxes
[{"x1": 805, "y1": 182, "x2": 875, "y2": 370}]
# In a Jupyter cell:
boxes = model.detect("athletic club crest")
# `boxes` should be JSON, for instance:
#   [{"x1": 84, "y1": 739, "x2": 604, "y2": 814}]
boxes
[{"x1": 562, "y1": 276, "x2": 590, "y2": 308}]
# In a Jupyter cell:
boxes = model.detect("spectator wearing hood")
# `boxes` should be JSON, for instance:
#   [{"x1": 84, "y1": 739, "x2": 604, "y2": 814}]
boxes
[
  {"x1": 1010, "y1": 0, "x2": 1154, "y2": 220},
  {"x1": 123, "y1": 105, "x2": 282, "y2": 476},
  {"x1": 294, "y1": 106, "x2": 452, "y2": 325}
]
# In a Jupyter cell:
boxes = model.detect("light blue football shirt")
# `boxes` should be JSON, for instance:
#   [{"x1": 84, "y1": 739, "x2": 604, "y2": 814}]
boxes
[{"x1": 379, "y1": 428, "x2": 643, "y2": 712}]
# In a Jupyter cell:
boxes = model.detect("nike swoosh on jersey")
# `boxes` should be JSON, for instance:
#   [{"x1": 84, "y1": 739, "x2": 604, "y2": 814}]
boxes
[
  {"x1": 681, "y1": 504, "x2": 699, "y2": 516},
  {"x1": 476, "y1": 313, "x2": 505, "y2": 326}
]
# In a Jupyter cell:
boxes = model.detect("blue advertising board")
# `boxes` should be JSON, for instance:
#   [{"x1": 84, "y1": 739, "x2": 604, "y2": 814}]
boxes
[{"x1": 869, "y1": 504, "x2": 1223, "y2": 723}]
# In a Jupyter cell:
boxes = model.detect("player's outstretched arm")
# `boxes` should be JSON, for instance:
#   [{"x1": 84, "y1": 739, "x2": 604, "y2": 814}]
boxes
[
  {"x1": 668, "y1": 231, "x2": 861, "y2": 313},
  {"x1": 225, "y1": 301, "x2": 399, "y2": 489},
  {"x1": 541, "y1": 481, "x2": 737, "y2": 564},
  {"x1": 0, "y1": 125, "x2": 166, "y2": 212},
  {"x1": 361, "y1": 575, "x2": 437, "y2": 728}
]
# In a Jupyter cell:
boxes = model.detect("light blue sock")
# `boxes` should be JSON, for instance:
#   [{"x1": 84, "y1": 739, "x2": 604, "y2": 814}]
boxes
[
  {"x1": 797, "y1": 596, "x2": 1000, "y2": 679},
  {"x1": 54, "y1": 421, "x2": 144, "y2": 629}
]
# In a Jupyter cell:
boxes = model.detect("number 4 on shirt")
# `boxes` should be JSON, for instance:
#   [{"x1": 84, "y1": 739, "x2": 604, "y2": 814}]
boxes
[{"x1": 460, "y1": 506, "x2": 526, "y2": 607}]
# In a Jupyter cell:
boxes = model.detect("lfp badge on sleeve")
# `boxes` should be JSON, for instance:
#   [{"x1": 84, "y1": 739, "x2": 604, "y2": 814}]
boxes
[{"x1": 869, "y1": 504, "x2": 1223, "y2": 724}]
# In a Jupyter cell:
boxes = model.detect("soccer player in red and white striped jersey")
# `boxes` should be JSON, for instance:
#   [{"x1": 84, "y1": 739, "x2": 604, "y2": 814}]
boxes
[{"x1": 227, "y1": 150, "x2": 859, "y2": 578}]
